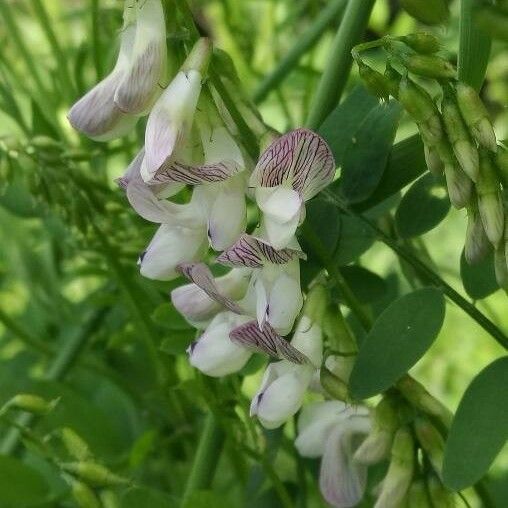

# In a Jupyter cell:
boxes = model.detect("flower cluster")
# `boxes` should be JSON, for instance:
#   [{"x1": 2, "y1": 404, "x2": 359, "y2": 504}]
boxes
[{"x1": 67, "y1": 3, "x2": 432, "y2": 505}]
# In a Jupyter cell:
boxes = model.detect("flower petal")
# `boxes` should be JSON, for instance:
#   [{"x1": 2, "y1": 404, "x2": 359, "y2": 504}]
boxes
[
  {"x1": 229, "y1": 320, "x2": 309, "y2": 364},
  {"x1": 114, "y1": 0, "x2": 166, "y2": 114},
  {"x1": 250, "y1": 128, "x2": 335, "y2": 200},
  {"x1": 291, "y1": 316, "x2": 322, "y2": 367},
  {"x1": 188, "y1": 312, "x2": 252, "y2": 376},
  {"x1": 116, "y1": 148, "x2": 145, "y2": 190},
  {"x1": 216, "y1": 234, "x2": 303, "y2": 269},
  {"x1": 319, "y1": 418, "x2": 371, "y2": 508},
  {"x1": 139, "y1": 224, "x2": 207, "y2": 281},
  {"x1": 177, "y1": 263, "x2": 244, "y2": 314},
  {"x1": 151, "y1": 160, "x2": 241, "y2": 185}
]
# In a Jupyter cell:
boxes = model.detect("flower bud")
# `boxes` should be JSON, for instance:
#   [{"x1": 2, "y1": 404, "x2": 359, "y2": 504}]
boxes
[
  {"x1": 70, "y1": 479, "x2": 101, "y2": 508},
  {"x1": 465, "y1": 202, "x2": 491, "y2": 264},
  {"x1": 495, "y1": 149, "x2": 508, "y2": 188},
  {"x1": 384, "y1": 63, "x2": 402, "y2": 99},
  {"x1": 374, "y1": 427, "x2": 415, "y2": 508},
  {"x1": 398, "y1": 32, "x2": 441, "y2": 54},
  {"x1": 477, "y1": 150, "x2": 504, "y2": 245},
  {"x1": 354, "y1": 396, "x2": 399, "y2": 465},
  {"x1": 444, "y1": 163, "x2": 473, "y2": 209},
  {"x1": 428, "y1": 477, "x2": 456, "y2": 507},
  {"x1": 456, "y1": 83, "x2": 497, "y2": 152},
  {"x1": 60, "y1": 427, "x2": 92, "y2": 461},
  {"x1": 424, "y1": 145, "x2": 444, "y2": 176},
  {"x1": 414, "y1": 417, "x2": 444, "y2": 475},
  {"x1": 406, "y1": 480, "x2": 430, "y2": 508},
  {"x1": 358, "y1": 61, "x2": 390, "y2": 100},
  {"x1": 320, "y1": 366, "x2": 349, "y2": 402},
  {"x1": 442, "y1": 92, "x2": 479, "y2": 181},
  {"x1": 181, "y1": 37, "x2": 212, "y2": 73},
  {"x1": 400, "y1": 0, "x2": 449, "y2": 25},
  {"x1": 60, "y1": 462, "x2": 129, "y2": 488},
  {"x1": 4, "y1": 394, "x2": 59, "y2": 415},
  {"x1": 303, "y1": 284, "x2": 329, "y2": 325},
  {"x1": 494, "y1": 244, "x2": 508, "y2": 291},
  {"x1": 30, "y1": 135, "x2": 62, "y2": 152},
  {"x1": 402, "y1": 54, "x2": 455, "y2": 79}
]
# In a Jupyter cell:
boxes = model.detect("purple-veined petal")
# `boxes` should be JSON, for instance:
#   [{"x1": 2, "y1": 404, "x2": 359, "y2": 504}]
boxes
[
  {"x1": 177, "y1": 262, "x2": 244, "y2": 314},
  {"x1": 139, "y1": 224, "x2": 207, "y2": 281},
  {"x1": 216, "y1": 234, "x2": 303, "y2": 268},
  {"x1": 116, "y1": 148, "x2": 145, "y2": 190},
  {"x1": 150, "y1": 160, "x2": 241, "y2": 185},
  {"x1": 319, "y1": 417, "x2": 371, "y2": 508},
  {"x1": 114, "y1": 0, "x2": 166, "y2": 114},
  {"x1": 250, "y1": 128, "x2": 335, "y2": 200},
  {"x1": 229, "y1": 320, "x2": 309, "y2": 364}
]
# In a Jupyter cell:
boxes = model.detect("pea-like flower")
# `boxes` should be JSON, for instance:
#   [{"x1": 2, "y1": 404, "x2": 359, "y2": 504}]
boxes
[
  {"x1": 68, "y1": 0, "x2": 166, "y2": 140},
  {"x1": 249, "y1": 128, "x2": 335, "y2": 249},
  {"x1": 295, "y1": 401, "x2": 371, "y2": 508}
]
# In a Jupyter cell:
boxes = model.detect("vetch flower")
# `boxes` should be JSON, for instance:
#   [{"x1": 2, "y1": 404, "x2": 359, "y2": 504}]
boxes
[
  {"x1": 142, "y1": 38, "x2": 212, "y2": 182},
  {"x1": 249, "y1": 128, "x2": 335, "y2": 249},
  {"x1": 187, "y1": 311, "x2": 252, "y2": 377},
  {"x1": 68, "y1": 0, "x2": 166, "y2": 140},
  {"x1": 248, "y1": 313, "x2": 323, "y2": 429},
  {"x1": 295, "y1": 401, "x2": 371, "y2": 508},
  {"x1": 217, "y1": 234, "x2": 305, "y2": 334}
]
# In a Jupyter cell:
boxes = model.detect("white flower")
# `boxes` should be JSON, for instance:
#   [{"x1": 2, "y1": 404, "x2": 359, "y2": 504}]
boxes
[
  {"x1": 249, "y1": 316, "x2": 322, "y2": 429},
  {"x1": 142, "y1": 38, "x2": 212, "y2": 182},
  {"x1": 250, "y1": 128, "x2": 336, "y2": 249},
  {"x1": 187, "y1": 312, "x2": 252, "y2": 377},
  {"x1": 217, "y1": 234, "x2": 305, "y2": 335},
  {"x1": 68, "y1": 0, "x2": 166, "y2": 140},
  {"x1": 295, "y1": 401, "x2": 371, "y2": 508}
]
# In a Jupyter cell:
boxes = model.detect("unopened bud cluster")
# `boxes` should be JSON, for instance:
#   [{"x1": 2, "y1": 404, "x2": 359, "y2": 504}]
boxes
[{"x1": 355, "y1": 32, "x2": 508, "y2": 291}]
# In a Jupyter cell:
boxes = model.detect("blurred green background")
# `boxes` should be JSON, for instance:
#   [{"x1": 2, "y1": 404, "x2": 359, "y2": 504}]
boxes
[{"x1": 0, "y1": 0, "x2": 507, "y2": 506}]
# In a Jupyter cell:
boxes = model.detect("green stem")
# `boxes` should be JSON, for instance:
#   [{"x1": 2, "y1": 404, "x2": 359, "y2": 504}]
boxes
[
  {"x1": 0, "y1": 308, "x2": 108, "y2": 455},
  {"x1": 180, "y1": 414, "x2": 225, "y2": 506},
  {"x1": 253, "y1": 0, "x2": 346, "y2": 104},
  {"x1": 305, "y1": 0, "x2": 376, "y2": 130},
  {"x1": 458, "y1": 0, "x2": 491, "y2": 91},
  {"x1": 323, "y1": 190, "x2": 508, "y2": 350}
]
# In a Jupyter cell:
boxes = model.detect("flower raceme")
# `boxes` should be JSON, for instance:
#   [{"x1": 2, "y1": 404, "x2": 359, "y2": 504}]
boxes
[{"x1": 68, "y1": 0, "x2": 166, "y2": 140}]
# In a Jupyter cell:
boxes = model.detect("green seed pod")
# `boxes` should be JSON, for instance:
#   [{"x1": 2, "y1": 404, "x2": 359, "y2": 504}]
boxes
[
  {"x1": 384, "y1": 63, "x2": 402, "y2": 99},
  {"x1": 442, "y1": 92, "x2": 479, "y2": 181},
  {"x1": 61, "y1": 427, "x2": 92, "y2": 461},
  {"x1": 398, "y1": 32, "x2": 441, "y2": 54},
  {"x1": 320, "y1": 366, "x2": 349, "y2": 402},
  {"x1": 402, "y1": 54, "x2": 456, "y2": 79},
  {"x1": 400, "y1": 0, "x2": 449, "y2": 25},
  {"x1": 477, "y1": 150, "x2": 504, "y2": 244},
  {"x1": 358, "y1": 61, "x2": 391, "y2": 100},
  {"x1": 60, "y1": 462, "x2": 128, "y2": 488},
  {"x1": 406, "y1": 480, "x2": 431, "y2": 508},
  {"x1": 494, "y1": 244, "x2": 508, "y2": 290},
  {"x1": 70, "y1": 480, "x2": 101, "y2": 508},
  {"x1": 354, "y1": 395, "x2": 399, "y2": 465},
  {"x1": 455, "y1": 83, "x2": 497, "y2": 152},
  {"x1": 427, "y1": 477, "x2": 456, "y2": 507},
  {"x1": 474, "y1": 6, "x2": 508, "y2": 42},
  {"x1": 375, "y1": 427, "x2": 415, "y2": 508},
  {"x1": 465, "y1": 201, "x2": 491, "y2": 264},
  {"x1": 495, "y1": 148, "x2": 508, "y2": 188},
  {"x1": 424, "y1": 145, "x2": 444, "y2": 176},
  {"x1": 414, "y1": 418, "x2": 445, "y2": 476},
  {"x1": 6, "y1": 394, "x2": 59, "y2": 415}
]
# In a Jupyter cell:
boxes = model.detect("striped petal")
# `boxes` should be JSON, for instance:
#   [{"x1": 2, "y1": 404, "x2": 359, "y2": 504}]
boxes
[
  {"x1": 116, "y1": 148, "x2": 145, "y2": 190},
  {"x1": 216, "y1": 234, "x2": 303, "y2": 268},
  {"x1": 177, "y1": 263, "x2": 244, "y2": 314},
  {"x1": 150, "y1": 160, "x2": 241, "y2": 185},
  {"x1": 229, "y1": 320, "x2": 309, "y2": 364},
  {"x1": 250, "y1": 128, "x2": 335, "y2": 200}
]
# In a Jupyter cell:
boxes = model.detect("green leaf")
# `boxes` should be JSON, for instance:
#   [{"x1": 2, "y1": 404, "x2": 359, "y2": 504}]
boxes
[
  {"x1": 31, "y1": 99, "x2": 59, "y2": 139},
  {"x1": 340, "y1": 266, "x2": 387, "y2": 304},
  {"x1": 349, "y1": 288, "x2": 446, "y2": 399},
  {"x1": 443, "y1": 357, "x2": 508, "y2": 490},
  {"x1": 0, "y1": 455, "x2": 49, "y2": 507},
  {"x1": 152, "y1": 303, "x2": 192, "y2": 331},
  {"x1": 302, "y1": 198, "x2": 341, "y2": 258},
  {"x1": 121, "y1": 486, "x2": 176, "y2": 508},
  {"x1": 318, "y1": 85, "x2": 378, "y2": 166},
  {"x1": 160, "y1": 331, "x2": 193, "y2": 356},
  {"x1": 460, "y1": 249, "x2": 497, "y2": 300},
  {"x1": 334, "y1": 215, "x2": 376, "y2": 266},
  {"x1": 183, "y1": 490, "x2": 234, "y2": 508},
  {"x1": 341, "y1": 100, "x2": 403, "y2": 203},
  {"x1": 395, "y1": 173, "x2": 450, "y2": 238}
]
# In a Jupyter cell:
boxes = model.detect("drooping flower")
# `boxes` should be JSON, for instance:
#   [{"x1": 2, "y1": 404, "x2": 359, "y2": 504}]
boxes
[
  {"x1": 295, "y1": 401, "x2": 371, "y2": 508},
  {"x1": 68, "y1": 0, "x2": 166, "y2": 140},
  {"x1": 248, "y1": 314, "x2": 323, "y2": 429},
  {"x1": 187, "y1": 311, "x2": 252, "y2": 377},
  {"x1": 249, "y1": 128, "x2": 335, "y2": 249}
]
